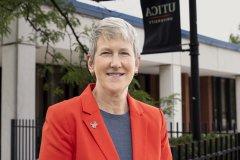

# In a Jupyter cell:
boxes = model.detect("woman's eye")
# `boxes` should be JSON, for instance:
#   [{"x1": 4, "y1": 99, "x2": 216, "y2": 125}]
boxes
[
  {"x1": 120, "y1": 52, "x2": 130, "y2": 56},
  {"x1": 101, "y1": 52, "x2": 111, "y2": 55}
]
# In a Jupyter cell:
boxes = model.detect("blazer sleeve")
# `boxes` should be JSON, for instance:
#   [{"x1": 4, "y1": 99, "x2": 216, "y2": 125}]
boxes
[
  {"x1": 159, "y1": 109, "x2": 172, "y2": 160},
  {"x1": 39, "y1": 106, "x2": 74, "y2": 160}
]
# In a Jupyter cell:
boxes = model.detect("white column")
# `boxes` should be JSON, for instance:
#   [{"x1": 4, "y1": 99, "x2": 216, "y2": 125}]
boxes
[
  {"x1": 16, "y1": 44, "x2": 36, "y2": 119},
  {"x1": 236, "y1": 76, "x2": 240, "y2": 132},
  {"x1": 1, "y1": 18, "x2": 36, "y2": 160},
  {"x1": 159, "y1": 65, "x2": 182, "y2": 132}
]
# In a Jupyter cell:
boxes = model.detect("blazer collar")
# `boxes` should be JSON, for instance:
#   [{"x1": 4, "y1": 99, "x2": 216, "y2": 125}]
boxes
[
  {"x1": 81, "y1": 84, "x2": 147, "y2": 160},
  {"x1": 81, "y1": 83, "x2": 99, "y2": 114},
  {"x1": 81, "y1": 84, "x2": 120, "y2": 160},
  {"x1": 128, "y1": 94, "x2": 147, "y2": 160}
]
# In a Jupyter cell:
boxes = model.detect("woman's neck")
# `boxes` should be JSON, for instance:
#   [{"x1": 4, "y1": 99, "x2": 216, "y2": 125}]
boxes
[{"x1": 92, "y1": 87, "x2": 128, "y2": 115}]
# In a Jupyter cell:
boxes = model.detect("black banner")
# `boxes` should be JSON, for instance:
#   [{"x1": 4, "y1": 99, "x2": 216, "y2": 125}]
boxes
[{"x1": 140, "y1": 0, "x2": 182, "y2": 54}]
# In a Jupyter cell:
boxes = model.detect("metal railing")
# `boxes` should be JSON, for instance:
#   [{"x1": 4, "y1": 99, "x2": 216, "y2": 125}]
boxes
[
  {"x1": 11, "y1": 119, "x2": 43, "y2": 160},
  {"x1": 171, "y1": 133, "x2": 240, "y2": 160},
  {"x1": 168, "y1": 122, "x2": 237, "y2": 138}
]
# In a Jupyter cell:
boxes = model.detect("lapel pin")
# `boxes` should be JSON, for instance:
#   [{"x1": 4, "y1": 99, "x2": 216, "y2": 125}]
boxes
[{"x1": 90, "y1": 121, "x2": 98, "y2": 129}]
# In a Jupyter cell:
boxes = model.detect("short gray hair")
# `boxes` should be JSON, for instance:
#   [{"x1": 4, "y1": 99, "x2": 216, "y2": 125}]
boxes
[{"x1": 89, "y1": 17, "x2": 139, "y2": 57}]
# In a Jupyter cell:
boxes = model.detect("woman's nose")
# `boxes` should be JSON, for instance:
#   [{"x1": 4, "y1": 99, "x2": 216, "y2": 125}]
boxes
[{"x1": 110, "y1": 55, "x2": 121, "y2": 68}]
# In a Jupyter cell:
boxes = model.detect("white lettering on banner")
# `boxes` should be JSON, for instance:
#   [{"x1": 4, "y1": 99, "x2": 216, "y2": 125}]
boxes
[
  {"x1": 145, "y1": 2, "x2": 176, "y2": 17},
  {"x1": 149, "y1": 17, "x2": 173, "y2": 24}
]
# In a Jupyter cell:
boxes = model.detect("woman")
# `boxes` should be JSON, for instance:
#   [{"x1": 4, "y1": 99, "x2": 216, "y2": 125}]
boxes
[{"x1": 39, "y1": 17, "x2": 172, "y2": 160}]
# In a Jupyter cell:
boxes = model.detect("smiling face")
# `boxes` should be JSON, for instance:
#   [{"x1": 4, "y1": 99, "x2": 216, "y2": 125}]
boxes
[{"x1": 88, "y1": 36, "x2": 140, "y2": 95}]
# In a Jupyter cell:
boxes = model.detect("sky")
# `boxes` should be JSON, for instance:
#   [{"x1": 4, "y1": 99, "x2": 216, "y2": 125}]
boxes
[{"x1": 93, "y1": 0, "x2": 240, "y2": 42}]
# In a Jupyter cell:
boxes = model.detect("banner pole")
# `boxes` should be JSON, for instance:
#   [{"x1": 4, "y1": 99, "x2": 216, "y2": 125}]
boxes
[{"x1": 189, "y1": 0, "x2": 201, "y2": 141}]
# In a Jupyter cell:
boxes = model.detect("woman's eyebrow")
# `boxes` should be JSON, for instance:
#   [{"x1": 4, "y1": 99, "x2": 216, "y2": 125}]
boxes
[
  {"x1": 119, "y1": 48, "x2": 131, "y2": 52},
  {"x1": 98, "y1": 47, "x2": 111, "y2": 52}
]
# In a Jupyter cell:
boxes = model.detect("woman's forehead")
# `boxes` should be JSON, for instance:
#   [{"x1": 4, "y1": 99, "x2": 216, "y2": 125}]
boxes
[
  {"x1": 99, "y1": 31, "x2": 130, "y2": 42},
  {"x1": 98, "y1": 32, "x2": 133, "y2": 45}
]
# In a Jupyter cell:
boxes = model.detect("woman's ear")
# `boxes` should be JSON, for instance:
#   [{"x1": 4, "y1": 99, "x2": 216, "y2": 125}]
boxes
[{"x1": 87, "y1": 54, "x2": 94, "y2": 74}]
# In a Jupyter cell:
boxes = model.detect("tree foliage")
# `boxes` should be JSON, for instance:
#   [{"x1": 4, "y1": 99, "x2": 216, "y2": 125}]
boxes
[
  {"x1": 229, "y1": 24, "x2": 240, "y2": 44},
  {"x1": 1, "y1": 0, "x2": 93, "y2": 94}
]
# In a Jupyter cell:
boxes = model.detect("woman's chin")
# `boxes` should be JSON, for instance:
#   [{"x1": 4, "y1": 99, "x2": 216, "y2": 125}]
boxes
[{"x1": 105, "y1": 85, "x2": 128, "y2": 95}]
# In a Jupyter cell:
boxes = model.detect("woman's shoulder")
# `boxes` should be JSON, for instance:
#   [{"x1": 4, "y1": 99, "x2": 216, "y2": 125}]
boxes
[
  {"x1": 134, "y1": 99, "x2": 165, "y2": 119},
  {"x1": 46, "y1": 96, "x2": 83, "y2": 119},
  {"x1": 133, "y1": 99, "x2": 167, "y2": 131},
  {"x1": 134, "y1": 99, "x2": 158, "y2": 111}
]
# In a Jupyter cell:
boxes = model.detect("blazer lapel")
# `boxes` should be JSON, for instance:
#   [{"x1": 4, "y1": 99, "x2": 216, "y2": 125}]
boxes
[
  {"x1": 81, "y1": 84, "x2": 120, "y2": 160},
  {"x1": 128, "y1": 95, "x2": 148, "y2": 160}
]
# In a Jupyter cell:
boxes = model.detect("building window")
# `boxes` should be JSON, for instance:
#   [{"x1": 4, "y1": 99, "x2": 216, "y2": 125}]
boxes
[
  {"x1": 135, "y1": 74, "x2": 159, "y2": 103},
  {"x1": 212, "y1": 77, "x2": 236, "y2": 131}
]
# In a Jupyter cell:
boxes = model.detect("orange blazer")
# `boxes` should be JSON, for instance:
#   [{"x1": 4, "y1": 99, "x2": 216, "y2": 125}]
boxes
[{"x1": 39, "y1": 84, "x2": 172, "y2": 160}]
